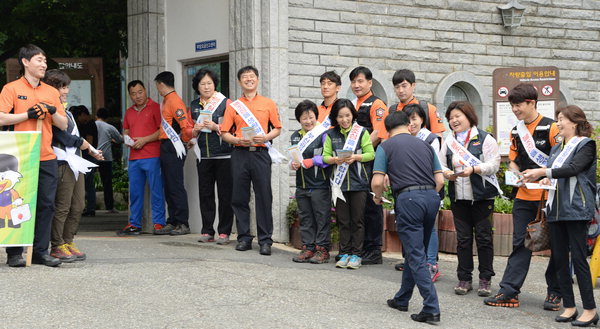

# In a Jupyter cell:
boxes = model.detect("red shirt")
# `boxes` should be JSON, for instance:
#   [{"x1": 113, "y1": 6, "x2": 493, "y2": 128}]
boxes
[
  {"x1": 0, "y1": 77, "x2": 65, "y2": 161},
  {"x1": 123, "y1": 98, "x2": 161, "y2": 160}
]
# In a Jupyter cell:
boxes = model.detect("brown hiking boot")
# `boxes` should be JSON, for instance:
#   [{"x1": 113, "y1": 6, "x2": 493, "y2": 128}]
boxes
[
  {"x1": 292, "y1": 246, "x2": 315, "y2": 263},
  {"x1": 50, "y1": 244, "x2": 77, "y2": 263},
  {"x1": 309, "y1": 246, "x2": 330, "y2": 264}
]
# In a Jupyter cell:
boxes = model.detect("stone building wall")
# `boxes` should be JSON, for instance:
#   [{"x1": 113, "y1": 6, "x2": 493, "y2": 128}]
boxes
[{"x1": 287, "y1": 0, "x2": 600, "y2": 126}]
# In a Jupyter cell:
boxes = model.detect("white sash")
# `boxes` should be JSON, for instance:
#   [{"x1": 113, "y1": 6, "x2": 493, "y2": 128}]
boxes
[
  {"x1": 53, "y1": 111, "x2": 96, "y2": 179},
  {"x1": 516, "y1": 121, "x2": 548, "y2": 167},
  {"x1": 445, "y1": 134, "x2": 503, "y2": 195},
  {"x1": 161, "y1": 103, "x2": 186, "y2": 159},
  {"x1": 192, "y1": 92, "x2": 227, "y2": 160},
  {"x1": 230, "y1": 100, "x2": 285, "y2": 163},
  {"x1": 546, "y1": 136, "x2": 585, "y2": 210},
  {"x1": 296, "y1": 119, "x2": 329, "y2": 154},
  {"x1": 331, "y1": 123, "x2": 364, "y2": 205},
  {"x1": 415, "y1": 127, "x2": 432, "y2": 141}
]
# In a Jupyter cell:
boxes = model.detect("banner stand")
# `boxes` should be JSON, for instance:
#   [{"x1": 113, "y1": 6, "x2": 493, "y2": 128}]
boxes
[{"x1": 24, "y1": 120, "x2": 43, "y2": 267}]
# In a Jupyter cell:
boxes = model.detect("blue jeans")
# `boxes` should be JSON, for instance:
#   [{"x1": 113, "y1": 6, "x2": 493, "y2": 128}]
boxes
[
  {"x1": 393, "y1": 189, "x2": 440, "y2": 314},
  {"x1": 128, "y1": 157, "x2": 165, "y2": 227},
  {"x1": 427, "y1": 225, "x2": 438, "y2": 265}
]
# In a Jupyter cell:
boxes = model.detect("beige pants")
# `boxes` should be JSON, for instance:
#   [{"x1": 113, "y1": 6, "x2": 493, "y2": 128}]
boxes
[{"x1": 51, "y1": 163, "x2": 85, "y2": 247}]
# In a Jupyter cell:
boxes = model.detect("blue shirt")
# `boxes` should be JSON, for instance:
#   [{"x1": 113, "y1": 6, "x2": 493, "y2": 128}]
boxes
[{"x1": 373, "y1": 133, "x2": 441, "y2": 193}]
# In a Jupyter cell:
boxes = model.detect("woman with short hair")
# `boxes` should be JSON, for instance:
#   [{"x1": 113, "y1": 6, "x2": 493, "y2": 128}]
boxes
[{"x1": 440, "y1": 101, "x2": 500, "y2": 297}]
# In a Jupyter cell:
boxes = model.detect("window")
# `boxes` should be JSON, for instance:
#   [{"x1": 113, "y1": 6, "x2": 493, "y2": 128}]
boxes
[
  {"x1": 183, "y1": 58, "x2": 229, "y2": 105},
  {"x1": 434, "y1": 72, "x2": 488, "y2": 129},
  {"x1": 443, "y1": 85, "x2": 469, "y2": 109}
]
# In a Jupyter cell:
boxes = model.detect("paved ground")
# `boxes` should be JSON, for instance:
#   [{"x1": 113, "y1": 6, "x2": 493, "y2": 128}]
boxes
[{"x1": 0, "y1": 212, "x2": 596, "y2": 328}]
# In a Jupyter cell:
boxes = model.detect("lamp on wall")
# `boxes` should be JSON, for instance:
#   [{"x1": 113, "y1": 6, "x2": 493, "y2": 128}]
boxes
[{"x1": 498, "y1": 0, "x2": 526, "y2": 28}]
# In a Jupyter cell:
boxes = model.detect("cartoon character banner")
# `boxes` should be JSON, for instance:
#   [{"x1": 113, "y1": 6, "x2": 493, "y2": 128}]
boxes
[{"x1": 0, "y1": 132, "x2": 41, "y2": 246}]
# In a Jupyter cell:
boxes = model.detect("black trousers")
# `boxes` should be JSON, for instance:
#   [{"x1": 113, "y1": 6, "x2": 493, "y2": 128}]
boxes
[
  {"x1": 451, "y1": 199, "x2": 495, "y2": 281},
  {"x1": 363, "y1": 190, "x2": 383, "y2": 252},
  {"x1": 160, "y1": 141, "x2": 189, "y2": 226},
  {"x1": 98, "y1": 161, "x2": 114, "y2": 210},
  {"x1": 498, "y1": 199, "x2": 561, "y2": 297},
  {"x1": 296, "y1": 188, "x2": 331, "y2": 250},
  {"x1": 84, "y1": 167, "x2": 96, "y2": 212},
  {"x1": 196, "y1": 158, "x2": 233, "y2": 236},
  {"x1": 336, "y1": 191, "x2": 367, "y2": 255},
  {"x1": 550, "y1": 221, "x2": 596, "y2": 310},
  {"x1": 7, "y1": 160, "x2": 58, "y2": 257},
  {"x1": 230, "y1": 148, "x2": 273, "y2": 246}
]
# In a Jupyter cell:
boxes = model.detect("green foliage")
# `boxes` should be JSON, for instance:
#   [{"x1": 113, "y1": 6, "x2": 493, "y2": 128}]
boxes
[
  {"x1": 382, "y1": 186, "x2": 395, "y2": 210},
  {"x1": 494, "y1": 196, "x2": 513, "y2": 214},
  {"x1": 0, "y1": 0, "x2": 127, "y2": 112},
  {"x1": 441, "y1": 195, "x2": 451, "y2": 210},
  {"x1": 286, "y1": 198, "x2": 298, "y2": 226}
]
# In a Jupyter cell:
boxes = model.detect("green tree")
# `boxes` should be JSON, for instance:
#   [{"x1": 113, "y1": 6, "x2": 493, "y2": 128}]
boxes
[{"x1": 0, "y1": 0, "x2": 127, "y2": 114}]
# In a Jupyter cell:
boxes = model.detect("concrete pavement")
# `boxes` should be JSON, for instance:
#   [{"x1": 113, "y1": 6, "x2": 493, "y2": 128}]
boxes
[{"x1": 0, "y1": 212, "x2": 594, "y2": 328}]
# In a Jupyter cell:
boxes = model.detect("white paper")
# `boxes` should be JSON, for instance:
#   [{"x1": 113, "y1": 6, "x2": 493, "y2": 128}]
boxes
[
  {"x1": 88, "y1": 145, "x2": 100, "y2": 155},
  {"x1": 11, "y1": 204, "x2": 32, "y2": 225},
  {"x1": 525, "y1": 183, "x2": 556, "y2": 190},
  {"x1": 336, "y1": 149, "x2": 353, "y2": 159},
  {"x1": 199, "y1": 110, "x2": 212, "y2": 133},
  {"x1": 288, "y1": 145, "x2": 303, "y2": 164},
  {"x1": 505, "y1": 170, "x2": 522, "y2": 186},
  {"x1": 124, "y1": 135, "x2": 135, "y2": 146},
  {"x1": 241, "y1": 127, "x2": 257, "y2": 141},
  {"x1": 370, "y1": 192, "x2": 392, "y2": 204}
]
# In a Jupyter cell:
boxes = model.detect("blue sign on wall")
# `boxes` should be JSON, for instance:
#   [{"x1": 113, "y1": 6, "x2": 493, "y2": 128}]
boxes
[{"x1": 195, "y1": 40, "x2": 217, "y2": 52}]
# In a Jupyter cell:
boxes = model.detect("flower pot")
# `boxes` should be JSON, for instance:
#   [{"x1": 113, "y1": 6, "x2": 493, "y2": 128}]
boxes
[{"x1": 289, "y1": 219, "x2": 303, "y2": 250}]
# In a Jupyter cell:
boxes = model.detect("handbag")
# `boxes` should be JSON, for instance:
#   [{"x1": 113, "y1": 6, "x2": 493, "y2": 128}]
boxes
[{"x1": 524, "y1": 190, "x2": 551, "y2": 252}]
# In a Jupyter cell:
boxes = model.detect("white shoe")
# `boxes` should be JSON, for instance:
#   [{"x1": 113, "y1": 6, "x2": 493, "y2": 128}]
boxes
[
  {"x1": 347, "y1": 255, "x2": 362, "y2": 269},
  {"x1": 336, "y1": 254, "x2": 350, "y2": 268}
]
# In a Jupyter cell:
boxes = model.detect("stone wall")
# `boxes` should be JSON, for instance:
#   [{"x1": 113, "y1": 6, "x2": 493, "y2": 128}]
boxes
[{"x1": 287, "y1": 0, "x2": 600, "y2": 125}]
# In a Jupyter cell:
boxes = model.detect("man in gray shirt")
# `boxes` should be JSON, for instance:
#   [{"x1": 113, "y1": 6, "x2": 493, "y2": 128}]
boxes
[{"x1": 95, "y1": 107, "x2": 123, "y2": 213}]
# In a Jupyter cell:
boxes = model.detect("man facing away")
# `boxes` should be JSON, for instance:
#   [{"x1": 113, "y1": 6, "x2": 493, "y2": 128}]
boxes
[
  {"x1": 95, "y1": 107, "x2": 123, "y2": 213},
  {"x1": 153, "y1": 72, "x2": 193, "y2": 236}
]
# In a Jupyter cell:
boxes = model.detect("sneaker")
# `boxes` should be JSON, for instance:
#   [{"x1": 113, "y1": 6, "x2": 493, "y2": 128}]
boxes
[
  {"x1": 361, "y1": 249, "x2": 382, "y2": 265},
  {"x1": 50, "y1": 244, "x2": 77, "y2": 263},
  {"x1": 336, "y1": 254, "x2": 350, "y2": 268},
  {"x1": 429, "y1": 264, "x2": 440, "y2": 283},
  {"x1": 154, "y1": 223, "x2": 176, "y2": 235},
  {"x1": 292, "y1": 247, "x2": 315, "y2": 263},
  {"x1": 484, "y1": 293, "x2": 520, "y2": 308},
  {"x1": 309, "y1": 246, "x2": 330, "y2": 264},
  {"x1": 347, "y1": 255, "x2": 362, "y2": 269},
  {"x1": 198, "y1": 234, "x2": 215, "y2": 243},
  {"x1": 216, "y1": 234, "x2": 230, "y2": 245},
  {"x1": 117, "y1": 224, "x2": 142, "y2": 236},
  {"x1": 544, "y1": 293, "x2": 561, "y2": 311},
  {"x1": 478, "y1": 279, "x2": 492, "y2": 297},
  {"x1": 65, "y1": 242, "x2": 86, "y2": 261},
  {"x1": 170, "y1": 224, "x2": 191, "y2": 236},
  {"x1": 153, "y1": 224, "x2": 164, "y2": 234},
  {"x1": 454, "y1": 280, "x2": 473, "y2": 295},
  {"x1": 394, "y1": 262, "x2": 405, "y2": 271}
]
